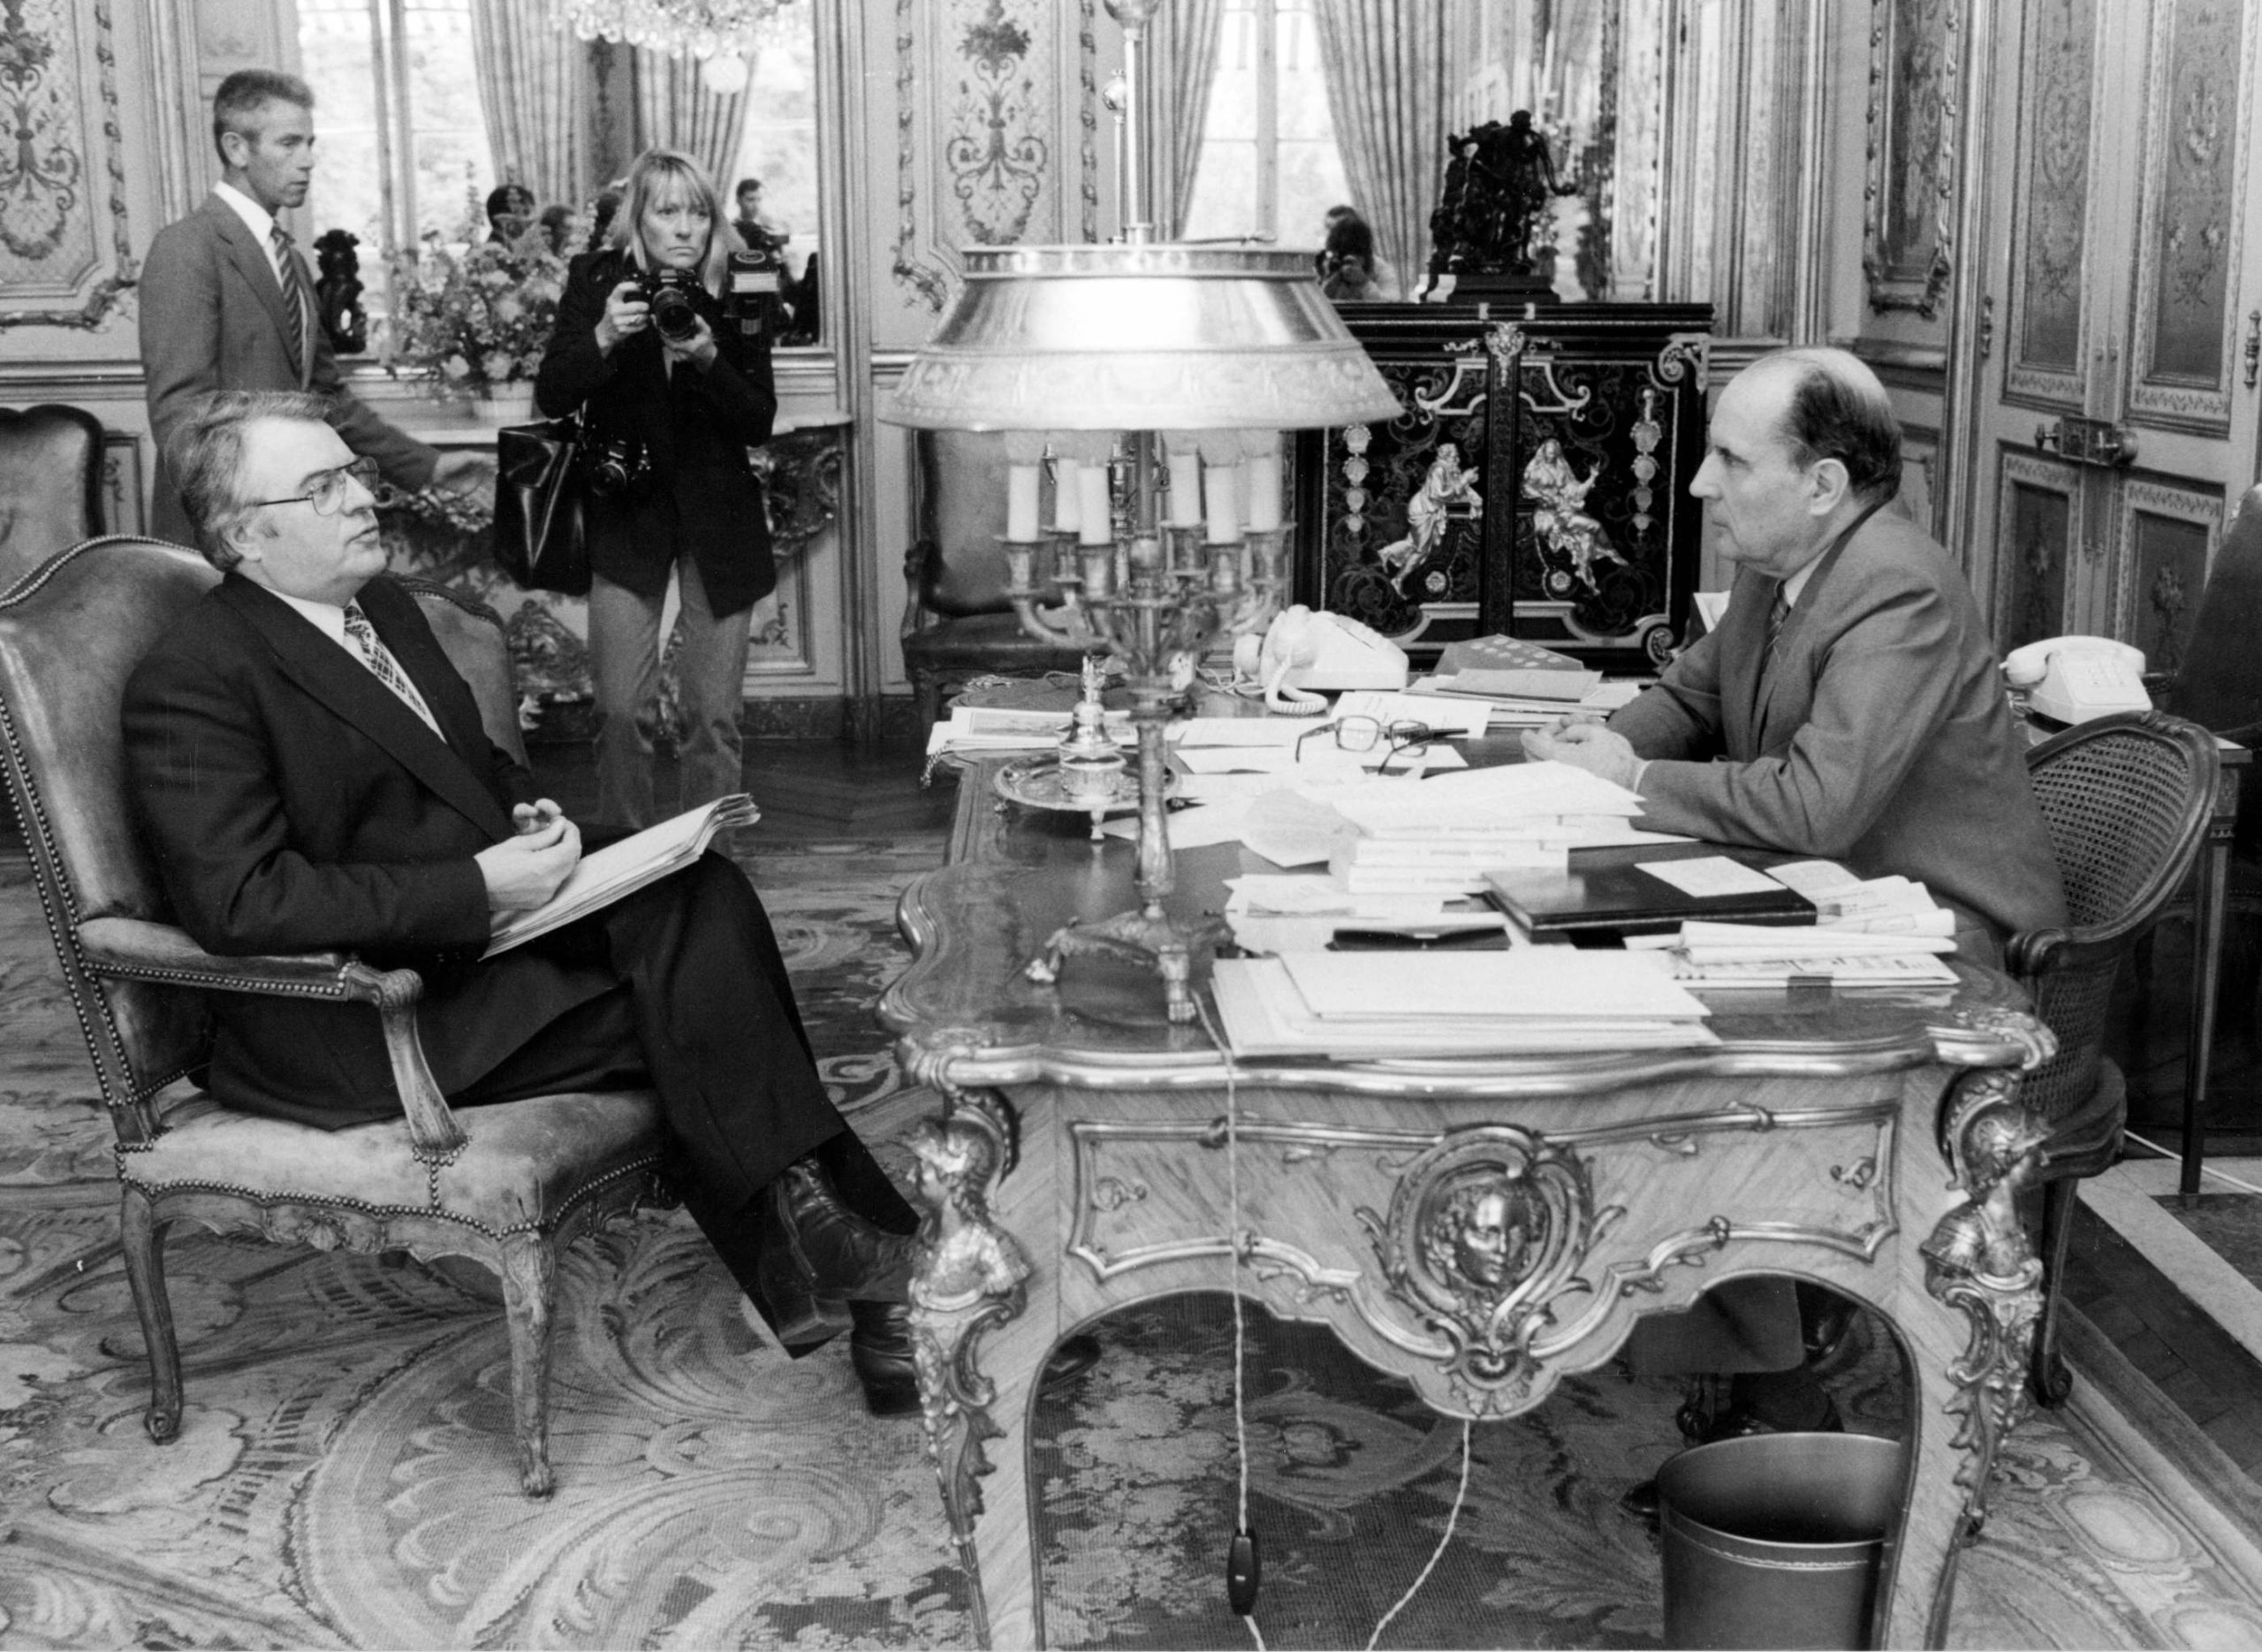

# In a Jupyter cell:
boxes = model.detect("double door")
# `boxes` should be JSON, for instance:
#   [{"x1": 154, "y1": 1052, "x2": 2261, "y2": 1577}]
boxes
[{"x1": 1970, "y1": 0, "x2": 2262, "y2": 670}]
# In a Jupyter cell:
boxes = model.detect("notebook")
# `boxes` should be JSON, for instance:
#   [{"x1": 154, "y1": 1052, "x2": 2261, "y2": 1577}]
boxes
[{"x1": 1484, "y1": 849, "x2": 1818, "y2": 939}]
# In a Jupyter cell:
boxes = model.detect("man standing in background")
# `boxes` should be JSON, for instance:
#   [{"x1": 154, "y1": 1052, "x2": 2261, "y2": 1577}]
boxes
[{"x1": 140, "y1": 69, "x2": 490, "y2": 546}]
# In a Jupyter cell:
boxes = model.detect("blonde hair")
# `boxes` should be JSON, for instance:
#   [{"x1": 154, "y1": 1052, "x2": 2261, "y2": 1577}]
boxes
[{"x1": 606, "y1": 148, "x2": 742, "y2": 296}]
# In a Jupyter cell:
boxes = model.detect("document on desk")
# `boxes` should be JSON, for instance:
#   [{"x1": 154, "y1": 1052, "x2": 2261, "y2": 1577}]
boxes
[
  {"x1": 1177, "y1": 746, "x2": 1298, "y2": 774},
  {"x1": 1211, "y1": 958, "x2": 1718, "y2": 1057},
  {"x1": 1333, "y1": 691, "x2": 1491, "y2": 739},
  {"x1": 1167, "y1": 718, "x2": 1313, "y2": 746},
  {"x1": 1638, "y1": 856, "x2": 1787, "y2": 898},
  {"x1": 1278, "y1": 949, "x2": 1708, "y2": 1022}
]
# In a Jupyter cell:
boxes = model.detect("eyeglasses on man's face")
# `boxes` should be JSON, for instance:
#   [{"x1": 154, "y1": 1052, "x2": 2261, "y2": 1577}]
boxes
[
  {"x1": 1294, "y1": 716, "x2": 1442, "y2": 773},
  {"x1": 245, "y1": 455, "x2": 380, "y2": 516}
]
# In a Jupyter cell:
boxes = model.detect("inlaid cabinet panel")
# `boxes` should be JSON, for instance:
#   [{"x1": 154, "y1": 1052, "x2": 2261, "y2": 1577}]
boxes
[
  {"x1": 1993, "y1": 451, "x2": 2084, "y2": 651},
  {"x1": 2114, "y1": 481, "x2": 2222, "y2": 678}
]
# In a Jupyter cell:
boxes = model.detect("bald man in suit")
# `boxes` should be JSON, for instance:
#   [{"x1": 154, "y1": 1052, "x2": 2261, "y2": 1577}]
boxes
[
  {"x1": 139, "y1": 69, "x2": 488, "y2": 546},
  {"x1": 1527, "y1": 346, "x2": 2067, "y2": 1512}
]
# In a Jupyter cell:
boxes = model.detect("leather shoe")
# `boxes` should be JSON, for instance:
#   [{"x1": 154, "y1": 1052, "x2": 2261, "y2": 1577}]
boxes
[
  {"x1": 1620, "y1": 1397, "x2": 1843, "y2": 1522},
  {"x1": 845, "y1": 1303, "x2": 1105, "y2": 1420},
  {"x1": 776, "y1": 1160, "x2": 915, "y2": 1304}
]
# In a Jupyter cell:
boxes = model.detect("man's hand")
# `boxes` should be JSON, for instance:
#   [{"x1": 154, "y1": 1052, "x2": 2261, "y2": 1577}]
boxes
[
  {"x1": 432, "y1": 450, "x2": 496, "y2": 495},
  {"x1": 475, "y1": 810, "x2": 581, "y2": 913},
  {"x1": 1520, "y1": 716, "x2": 1644, "y2": 789}
]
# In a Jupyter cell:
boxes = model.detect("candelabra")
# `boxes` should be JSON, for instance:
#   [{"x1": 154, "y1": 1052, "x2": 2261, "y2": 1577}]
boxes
[{"x1": 879, "y1": 0, "x2": 1401, "y2": 1021}]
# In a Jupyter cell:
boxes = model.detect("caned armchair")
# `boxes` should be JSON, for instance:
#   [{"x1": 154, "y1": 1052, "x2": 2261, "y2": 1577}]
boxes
[
  {"x1": 2009, "y1": 709, "x2": 2219, "y2": 1406},
  {"x1": 0, "y1": 537, "x2": 666, "y2": 1497}
]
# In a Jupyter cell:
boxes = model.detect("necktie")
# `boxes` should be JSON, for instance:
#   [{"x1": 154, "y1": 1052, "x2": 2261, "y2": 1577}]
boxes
[
  {"x1": 343, "y1": 602, "x2": 443, "y2": 738},
  {"x1": 1755, "y1": 587, "x2": 1791, "y2": 698},
  {"x1": 270, "y1": 225, "x2": 312, "y2": 381}
]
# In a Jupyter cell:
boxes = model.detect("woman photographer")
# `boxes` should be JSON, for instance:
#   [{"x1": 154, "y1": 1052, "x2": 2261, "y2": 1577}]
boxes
[{"x1": 535, "y1": 148, "x2": 777, "y2": 837}]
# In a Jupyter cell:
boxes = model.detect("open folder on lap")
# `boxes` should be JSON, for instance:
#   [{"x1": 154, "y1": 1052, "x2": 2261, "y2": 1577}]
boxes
[{"x1": 484, "y1": 794, "x2": 761, "y2": 959}]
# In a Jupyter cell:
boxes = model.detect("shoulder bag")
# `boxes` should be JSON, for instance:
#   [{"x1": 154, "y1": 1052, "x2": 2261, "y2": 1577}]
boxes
[{"x1": 492, "y1": 413, "x2": 591, "y2": 595}]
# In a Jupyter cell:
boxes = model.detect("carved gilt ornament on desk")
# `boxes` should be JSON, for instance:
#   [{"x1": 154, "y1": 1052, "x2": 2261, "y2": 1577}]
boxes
[{"x1": 1361, "y1": 1126, "x2": 1621, "y2": 1414}]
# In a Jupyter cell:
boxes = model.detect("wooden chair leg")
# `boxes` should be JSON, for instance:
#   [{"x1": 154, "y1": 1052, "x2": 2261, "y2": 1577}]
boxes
[
  {"x1": 495, "y1": 1235, "x2": 558, "y2": 1498},
  {"x1": 118, "y1": 1186, "x2": 184, "y2": 1444},
  {"x1": 2028, "y1": 1177, "x2": 2078, "y2": 1408},
  {"x1": 914, "y1": 669, "x2": 943, "y2": 730}
]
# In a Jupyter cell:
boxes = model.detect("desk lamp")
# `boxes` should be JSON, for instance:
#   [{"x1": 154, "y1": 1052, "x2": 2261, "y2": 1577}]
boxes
[{"x1": 880, "y1": 0, "x2": 1400, "y2": 1022}]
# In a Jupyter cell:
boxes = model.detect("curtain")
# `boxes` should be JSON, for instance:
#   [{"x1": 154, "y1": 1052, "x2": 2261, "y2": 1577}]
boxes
[
  {"x1": 468, "y1": 0, "x2": 583, "y2": 209},
  {"x1": 1164, "y1": 0, "x2": 1226, "y2": 236},
  {"x1": 1311, "y1": 0, "x2": 1453, "y2": 292},
  {"x1": 631, "y1": 51, "x2": 752, "y2": 190}
]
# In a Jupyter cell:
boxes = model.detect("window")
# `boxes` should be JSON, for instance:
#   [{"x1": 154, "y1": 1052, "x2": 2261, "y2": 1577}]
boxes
[
  {"x1": 731, "y1": 3, "x2": 824, "y2": 338},
  {"x1": 299, "y1": 0, "x2": 492, "y2": 317},
  {"x1": 1180, "y1": 0, "x2": 1349, "y2": 252}
]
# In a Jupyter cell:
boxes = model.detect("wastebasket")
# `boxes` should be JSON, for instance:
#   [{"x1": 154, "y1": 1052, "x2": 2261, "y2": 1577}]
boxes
[{"x1": 1657, "y1": 1431, "x2": 1906, "y2": 1650}]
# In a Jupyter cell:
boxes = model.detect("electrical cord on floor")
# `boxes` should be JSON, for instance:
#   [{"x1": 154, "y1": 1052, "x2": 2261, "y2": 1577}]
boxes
[
  {"x1": 2124, "y1": 1131, "x2": 2262, "y2": 1196},
  {"x1": 1194, "y1": 990, "x2": 1267, "y2": 1651},
  {"x1": 1196, "y1": 987, "x2": 1478, "y2": 1650},
  {"x1": 1366, "y1": 1418, "x2": 1472, "y2": 1652}
]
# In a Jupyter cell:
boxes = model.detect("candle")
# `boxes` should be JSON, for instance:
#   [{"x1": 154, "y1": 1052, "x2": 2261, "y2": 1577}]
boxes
[
  {"x1": 1006, "y1": 463, "x2": 1041, "y2": 542},
  {"x1": 1080, "y1": 545, "x2": 1114, "y2": 597},
  {"x1": 1052, "y1": 459, "x2": 1081, "y2": 534},
  {"x1": 1166, "y1": 447, "x2": 1204, "y2": 527},
  {"x1": 1078, "y1": 466, "x2": 1113, "y2": 546},
  {"x1": 1244, "y1": 451, "x2": 1283, "y2": 531},
  {"x1": 1203, "y1": 459, "x2": 1241, "y2": 544}
]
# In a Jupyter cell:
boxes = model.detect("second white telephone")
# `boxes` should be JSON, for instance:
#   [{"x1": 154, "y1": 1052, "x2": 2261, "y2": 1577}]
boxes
[
  {"x1": 1233, "y1": 606, "x2": 1410, "y2": 714},
  {"x1": 2002, "y1": 636, "x2": 2150, "y2": 724}
]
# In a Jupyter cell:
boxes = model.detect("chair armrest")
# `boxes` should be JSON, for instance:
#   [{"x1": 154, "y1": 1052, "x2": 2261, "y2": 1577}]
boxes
[
  {"x1": 74, "y1": 915, "x2": 468, "y2": 1158},
  {"x1": 2005, "y1": 923, "x2": 2143, "y2": 981},
  {"x1": 901, "y1": 536, "x2": 942, "y2": 636}
]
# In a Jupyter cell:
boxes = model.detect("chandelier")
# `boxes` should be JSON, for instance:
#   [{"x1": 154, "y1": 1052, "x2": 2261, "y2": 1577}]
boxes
[{"x1": 566, "y1": 0, "x2": 782, "y2": 62}]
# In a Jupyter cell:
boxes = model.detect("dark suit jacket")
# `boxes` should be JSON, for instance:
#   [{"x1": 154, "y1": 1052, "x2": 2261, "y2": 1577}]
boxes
[
  {"x1": 535, "y1": 249, "x2": 778, "y2": 614},
  {"x1": 140, "y1": 194, "x2": 438, "y2": 545},
  {"x1": 1609, "y1": 509, "x2": 2068, "y2": 940},
  {"x1": 121, "y1": 574, "x2": 615, "y2": 1126}
]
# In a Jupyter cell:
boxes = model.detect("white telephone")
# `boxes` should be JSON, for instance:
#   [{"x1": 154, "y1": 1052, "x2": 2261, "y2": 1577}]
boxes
[
  {"x1": 2003, "y1": 636, "x2": 2151, "y2": 724},
  {"x1": 1233, "y1": 605, "x2": 1410, "y2": 714}
]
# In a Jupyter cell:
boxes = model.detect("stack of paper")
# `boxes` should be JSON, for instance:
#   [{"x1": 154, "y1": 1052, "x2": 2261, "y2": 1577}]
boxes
[
  {"x1": 1765, "y1": 862, "x2": 1955, "y2": 935},
  {"x1": 1406, "y1": 673, "x2": 1644, "y2": 724},
  {"x1": 1221, "y1": 873, "x2": 1505, "y2": 953},
  {"x1": 924, "y1": 704, "x2": 1130, "y2": 759},
  {"x1": 1626, "y1": 921, "x2": 1960, "y2": 987},
  {"x1": 1209, "y1": 951, "x2": 1718, "y2": 1057}
]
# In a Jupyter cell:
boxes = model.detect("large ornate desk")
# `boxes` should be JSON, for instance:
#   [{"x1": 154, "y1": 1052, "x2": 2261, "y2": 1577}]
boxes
[{"x1": 882, "y1": 765, "x2": 2056, "y2": 1649}]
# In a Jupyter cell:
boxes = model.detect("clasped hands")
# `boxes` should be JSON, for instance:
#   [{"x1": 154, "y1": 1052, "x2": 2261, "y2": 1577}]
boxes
[
  {"x1": 1519, "y1": 715, "x2": 1643, "y2": 790},
  {"x1": 474, "y1": 799, "x2": 581, "y2": 913}
]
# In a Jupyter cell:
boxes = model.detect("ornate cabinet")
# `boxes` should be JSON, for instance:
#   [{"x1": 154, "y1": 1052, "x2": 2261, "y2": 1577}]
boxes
[{"x1": 1294, "y1": 303, "x2": 1712, "y2": 669}]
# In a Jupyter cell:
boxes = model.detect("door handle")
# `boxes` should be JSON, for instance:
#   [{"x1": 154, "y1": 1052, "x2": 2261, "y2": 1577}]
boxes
[{"x1": 2035, "y1": 415, "x2": 2138, "y2": 468}]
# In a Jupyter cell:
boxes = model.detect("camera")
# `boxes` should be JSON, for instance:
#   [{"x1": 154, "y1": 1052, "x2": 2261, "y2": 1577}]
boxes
[
  {"x1": 635, "y1": 268, "x2": 702, "y2": 342},
  {"x1": 723, "y1": 247, "x2": 786, "y2": 339},
  {"x1": 583, "y1": 432, "x2": 653, "y2": 499}
]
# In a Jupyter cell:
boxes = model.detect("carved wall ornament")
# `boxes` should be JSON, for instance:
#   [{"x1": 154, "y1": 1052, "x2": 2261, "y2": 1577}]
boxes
[
  {"x1": 1357, "y1": 1126, "x2": 1621, "y2": 1414},
  {"x1": 946, "y1": 0, "x2": 1049, "y2": 246},
  {"x1": 892, "y1": 0, "x2": 950, "y2": 311},
  {"x1": 0, "y1": 0, "x2": 137, "y2": 331},
  {"x1": 1862, "y1": 0, "x2": 1961, "y2": 319}
]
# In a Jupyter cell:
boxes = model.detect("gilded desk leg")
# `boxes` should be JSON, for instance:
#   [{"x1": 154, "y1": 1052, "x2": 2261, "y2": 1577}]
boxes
[
  {"x1": 1886, "y1": 1065, "x2": 2048, "y2": 1648},
  {"x1": 906, "y1": 1089, "x2": 1045, "y2": 1649}
]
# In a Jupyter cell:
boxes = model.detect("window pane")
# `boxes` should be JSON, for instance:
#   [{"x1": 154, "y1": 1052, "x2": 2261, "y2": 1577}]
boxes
[
  {"x1": 300, "y1": 0, "x2": 386, "y2": 256},
  {"x1": 1182, "y1": 0, "x2": 1349, "y2": 251},
  {"x1": 403, "y1": 0, "x2": 490, "y2": 240}
]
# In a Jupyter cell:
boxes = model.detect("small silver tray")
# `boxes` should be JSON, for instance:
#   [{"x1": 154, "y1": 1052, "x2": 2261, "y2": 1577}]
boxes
[{"x1": 991, "y1": 754, "x2": 1165, "y2": 816}]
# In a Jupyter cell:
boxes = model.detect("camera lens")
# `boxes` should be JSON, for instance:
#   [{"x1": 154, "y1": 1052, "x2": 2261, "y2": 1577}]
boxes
[{"x1": 649, "y1": 283, "x2": 698, "y2": 341}]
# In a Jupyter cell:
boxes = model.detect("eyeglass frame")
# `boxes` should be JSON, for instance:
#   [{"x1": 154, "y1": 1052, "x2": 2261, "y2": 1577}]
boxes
[
  {"x1": 1294, "y1": 715, "x2": 1442, "y2": 773},
  {"x1": 242, "y1": 455, "x2": 382, "y2": 515}
]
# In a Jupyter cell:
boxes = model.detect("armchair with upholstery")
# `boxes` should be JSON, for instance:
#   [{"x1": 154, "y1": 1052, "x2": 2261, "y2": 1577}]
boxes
[
  {"x1": 2008, "y1": 709, "x2": 2218, "y2": 1406},
  {"x1": 0, "y1": 403, "x2": 105, "y2": 590},
  {"x1": 899, "y1": 428, "x2": 1086, "y2": 726},
  {"x1": 0, "y1": 536, "x2": 666, "y2": 1497}
]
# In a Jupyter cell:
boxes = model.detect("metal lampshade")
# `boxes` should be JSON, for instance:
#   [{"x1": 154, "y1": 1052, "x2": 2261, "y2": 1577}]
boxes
[{"x1": 881, "y1": 244, "x2": 1403, "y2": 434}]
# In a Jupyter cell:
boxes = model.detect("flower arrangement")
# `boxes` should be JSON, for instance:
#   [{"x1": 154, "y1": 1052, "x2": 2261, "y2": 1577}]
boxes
[{"x1": 384, "y1": 199, "x2": 572, "y2": 399}]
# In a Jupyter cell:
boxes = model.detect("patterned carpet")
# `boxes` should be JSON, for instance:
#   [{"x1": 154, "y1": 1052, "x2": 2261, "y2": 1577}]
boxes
[{"x1": 4, "y1": 837, "x2": 2262, "y2": 1648}]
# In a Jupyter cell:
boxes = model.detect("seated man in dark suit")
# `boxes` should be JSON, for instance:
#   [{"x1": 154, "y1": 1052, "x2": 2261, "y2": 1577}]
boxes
[
  {"x1": 1525, "y1": 346, "x2": 2069, "y2": 1507},
  {"x1": 121, "y1": 389, "x2": 923, "y2": 1414}
]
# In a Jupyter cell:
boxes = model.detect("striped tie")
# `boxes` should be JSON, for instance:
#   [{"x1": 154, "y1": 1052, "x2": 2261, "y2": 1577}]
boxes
[
  {"x1": 270, "y1": 224, "x2": 312, "y2": 381},
  {"x1": 1756, "y1": 587, "x2": 1791, "y2": 695},
  {"x1": 343, "y1": 602, "x2": 443, "y2": 737}
]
